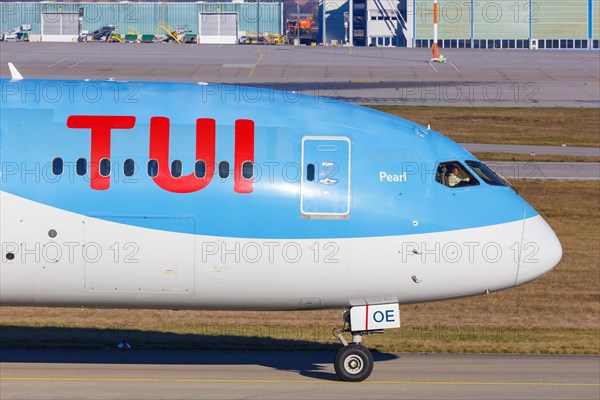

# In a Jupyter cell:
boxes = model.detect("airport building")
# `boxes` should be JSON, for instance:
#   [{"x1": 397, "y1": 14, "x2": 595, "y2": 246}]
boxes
[
  {"x1": 1, "y1": 1, "x2": 598, "y2": 48},
  {"x1": 321, "y1": 0, "x2": 600, "y2": 49},
  {"x1": 0, "y1": 1, "x2": 284, "y2": 43}
]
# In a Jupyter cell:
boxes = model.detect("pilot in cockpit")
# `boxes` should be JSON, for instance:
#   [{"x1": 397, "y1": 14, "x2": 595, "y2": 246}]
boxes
[{"x1": 448, "y1": 165, "x2": 470, "y2": 187}]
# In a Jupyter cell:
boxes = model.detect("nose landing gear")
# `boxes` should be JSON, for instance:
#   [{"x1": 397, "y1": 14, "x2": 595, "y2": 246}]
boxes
[{"x1": 332, "y1": 304, "x2": 400, "y2": 382}]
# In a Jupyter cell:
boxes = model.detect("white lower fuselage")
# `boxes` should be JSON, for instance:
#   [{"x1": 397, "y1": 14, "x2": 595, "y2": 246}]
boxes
[{"x1": 0, "y1": 191, "x2": 560, "y2": 310}]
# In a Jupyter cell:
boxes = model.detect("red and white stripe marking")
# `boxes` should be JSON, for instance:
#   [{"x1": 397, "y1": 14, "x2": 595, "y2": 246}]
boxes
[{"x1": 433, "y1": 0, "x2": 439, "y2": 60}]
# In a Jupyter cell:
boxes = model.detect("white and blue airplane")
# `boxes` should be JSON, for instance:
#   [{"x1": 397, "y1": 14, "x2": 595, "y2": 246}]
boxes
[{"x1": 0, "y1": 64, "x2": 561, "y2": 381}]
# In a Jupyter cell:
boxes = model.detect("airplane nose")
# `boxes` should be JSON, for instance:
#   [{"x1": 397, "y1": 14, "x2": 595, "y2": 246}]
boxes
[{"x1": 516, "y1": 215, "x2": 562, "y2": 286}]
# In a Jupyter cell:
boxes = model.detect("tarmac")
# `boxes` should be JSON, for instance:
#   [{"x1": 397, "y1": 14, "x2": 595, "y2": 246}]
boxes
[
  {"x1": 1, "y1": 349, "x2": 599, "y2": 400},
  {"x1": 484, "y1": 161, "x2": 600, "y2": 180},
  {"x1": 0, "y1": 42, "x2": 599, "y2": 107},
  {"x1": 463, "y1": 144, "x2": 600, "y2": 157}
]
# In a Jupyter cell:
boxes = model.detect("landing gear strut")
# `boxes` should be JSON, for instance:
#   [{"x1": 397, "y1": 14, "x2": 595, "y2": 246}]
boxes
[{"x1": 333, "y1": 312, "x2": 377, "y2": 382}]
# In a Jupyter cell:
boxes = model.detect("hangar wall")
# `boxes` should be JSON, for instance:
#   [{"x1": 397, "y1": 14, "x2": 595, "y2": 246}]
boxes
[
  {"x1": 414, "y1": 0, "x2": 599, "y2": 49},
  {"x1": 0, "y1": 2, "x2": 283, "y2": 40}
]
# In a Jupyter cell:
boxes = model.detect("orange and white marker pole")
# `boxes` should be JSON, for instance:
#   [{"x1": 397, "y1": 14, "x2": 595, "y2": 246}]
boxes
[{"x1": 432, "y1": 0, "x2": 439, "y2": 60}]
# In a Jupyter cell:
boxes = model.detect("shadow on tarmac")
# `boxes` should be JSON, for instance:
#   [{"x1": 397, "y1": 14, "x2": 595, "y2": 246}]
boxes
[{"x1": 0, "y1": 326, "x2": 399, "y2": 381}]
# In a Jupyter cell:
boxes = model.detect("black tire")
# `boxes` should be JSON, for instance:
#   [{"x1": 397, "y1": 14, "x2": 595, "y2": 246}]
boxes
[{"x1": 334, "y1": 344, "x2": 374, "y2": 382}]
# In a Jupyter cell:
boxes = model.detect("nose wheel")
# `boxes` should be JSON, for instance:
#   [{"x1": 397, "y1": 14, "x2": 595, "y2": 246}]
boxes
[{"x1": 334, "y1": 343, "x2": 374, "y2": 382}]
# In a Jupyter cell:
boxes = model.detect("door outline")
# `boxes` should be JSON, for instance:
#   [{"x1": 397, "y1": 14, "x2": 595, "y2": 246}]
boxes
[
  {"x1": 198, "y1": 12, "x2": 239, "y2": 44},
  {"x1": 300, "y1": 136, "x2": 352, "y2": 216}
]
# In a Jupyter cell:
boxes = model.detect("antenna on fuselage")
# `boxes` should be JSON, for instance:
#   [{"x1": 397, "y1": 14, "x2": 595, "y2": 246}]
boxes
[{"x1": 8, "y1": 63, "x2": 23, "y2": 81}]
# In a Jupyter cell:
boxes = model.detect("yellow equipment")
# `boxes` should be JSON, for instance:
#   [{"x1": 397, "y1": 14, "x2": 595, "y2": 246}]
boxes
[{"x1": 158, "y1": 20, "x2": 182, "y2": 44}]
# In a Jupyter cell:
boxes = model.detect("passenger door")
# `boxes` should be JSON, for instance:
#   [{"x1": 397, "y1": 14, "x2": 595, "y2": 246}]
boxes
[{"x1": 300, "y1": 136, "x2": 351, "y2": 217}]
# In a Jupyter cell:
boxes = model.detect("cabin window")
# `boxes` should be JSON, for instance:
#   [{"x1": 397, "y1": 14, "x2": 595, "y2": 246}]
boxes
[
  {"x1": 147, "y1": 159, "x2": 158, "y2": 177},
  {"x1": 124, "y1": 159, "x2": 135, "y2": 177},
  {"x1": 171, "y1": 160, "x2": 182, "y2": 178},
  {"x1": 435, "y1": 161, "x2": 478, "y2": 188},
  {"x1": 242, "y1": 161, "x2": 253, "y2": 180},
  {"x1": 99, "y1": 158, "x2": 111, "y2": 177},
  {"x1": 195, "y1": 160, "x2": 207, "y2": 178},
  {"x1": 465, "y1": 160, "x2": 506, "y2": 187},
  {"x1": 52, "y1": 157, "x2": 63, "y2": 176},
  {"x1": 219, "y1": 161, "x2": 230, "y2": 179},
  {"x1": 76, "y1": 158, "x2": 87, "y2": 176},
  {"x1": 306, "y1": 163, "x2": 315, "y2": 182}
]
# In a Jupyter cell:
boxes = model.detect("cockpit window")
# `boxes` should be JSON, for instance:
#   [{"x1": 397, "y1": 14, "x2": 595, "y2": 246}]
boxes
[
  {"x1": 436, "y1": 161, "x2": 479, "y2": 188},
  {"x1": 466, "y1": 160, "x2": 506, "y2": 187}
]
